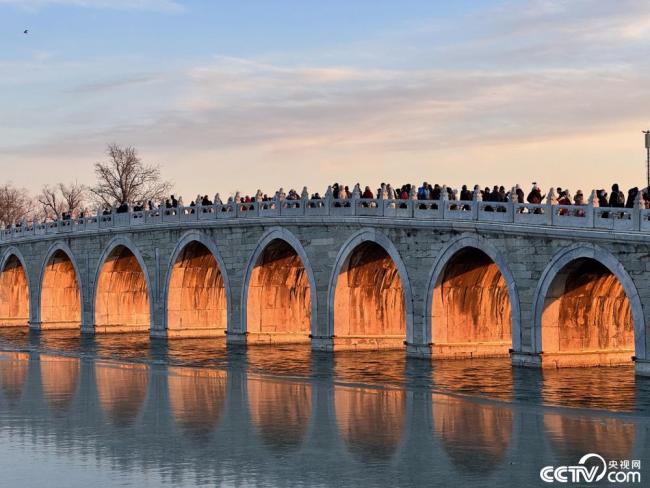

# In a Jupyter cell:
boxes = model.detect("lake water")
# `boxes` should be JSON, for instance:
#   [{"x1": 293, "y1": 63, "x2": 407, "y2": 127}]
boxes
[{"x1": 0, "y1": 329, "x2": 648, "y2": 487}]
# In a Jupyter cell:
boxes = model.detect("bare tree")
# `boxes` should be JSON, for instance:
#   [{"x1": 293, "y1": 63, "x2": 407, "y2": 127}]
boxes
[
  {"x1": 90, "y1": 144, "x2": 172, "y2": 207},
  {"x1": 38, "y1": 181, "x2": 86, "y2": 220},
  {"x1": 0, "y1": 183, "x2": 34, "y2": 227}
]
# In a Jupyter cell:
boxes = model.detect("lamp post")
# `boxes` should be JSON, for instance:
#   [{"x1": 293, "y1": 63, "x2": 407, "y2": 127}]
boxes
[{"x1": 645, "y1": 130, "x2": 650, "y2": 194}]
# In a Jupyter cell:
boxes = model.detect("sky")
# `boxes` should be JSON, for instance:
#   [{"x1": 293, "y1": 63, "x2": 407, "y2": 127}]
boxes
[{"x1": 1, "y1": 0, "x2": 649, "y2": 199}]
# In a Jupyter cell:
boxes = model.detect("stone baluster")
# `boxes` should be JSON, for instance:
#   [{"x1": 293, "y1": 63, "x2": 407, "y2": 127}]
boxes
[
  {"x1": 634, "y1": 190, "x2": 642, "y2": 230},
  {"x1": 586, "y1": 189, "x2": 598, "y2": 227},
  {"x1": 471, "y1": 186, "x2": 481, "y2": 220},
  {"x1": 545, "y1": 188, "x2": 557, "y2": 225}
]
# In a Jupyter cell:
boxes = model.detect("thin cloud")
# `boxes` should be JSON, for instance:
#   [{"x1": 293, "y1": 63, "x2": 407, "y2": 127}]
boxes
[{"x1": 0, "y1": 0, "x2": 183, "y2": 12}]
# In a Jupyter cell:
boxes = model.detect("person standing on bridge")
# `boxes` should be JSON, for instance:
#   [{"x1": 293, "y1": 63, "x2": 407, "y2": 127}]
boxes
[{"x1": 609, "y1": 184, "x2": 624, "y2": 208}]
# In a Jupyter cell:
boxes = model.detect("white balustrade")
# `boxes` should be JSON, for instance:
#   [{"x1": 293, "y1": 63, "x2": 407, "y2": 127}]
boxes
[{"x1": 4, "y1": 193, "x2": 650, "y2": 243}]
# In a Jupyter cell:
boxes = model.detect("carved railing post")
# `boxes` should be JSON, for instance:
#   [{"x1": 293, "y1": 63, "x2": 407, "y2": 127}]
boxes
[
  {"x1": 472, "y1": 186, "x2": 481, "y2": 220},
  {"x1": 633, "y1": 191, "x2": 642, "y2": 231},
  {"x1": 586, "y1": 189, "x2": 597, "y2": 227},
  {"x1": 508, "y1": 186, "x2": 516, "y2": 222},
  {"x1": 545, "y1": 188, "x2": 557, "y2": 225},
  {"x1": 441, "y1": 185, "x2": 449, "y2": 218}
]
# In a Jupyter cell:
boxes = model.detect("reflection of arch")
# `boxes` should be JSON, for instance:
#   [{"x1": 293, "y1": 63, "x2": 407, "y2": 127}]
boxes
[
  {"x1": 93, "y1": 237, "x2": 153, "y2": 333},
  {"x1": 0, "y1": 248, "x2": 30, "y2": 327},
  {"x1": 164, "y1": 232, "x2": 230, "y2": 337},
  {"x1": 40, "y1": 355, "x2": 80, "y2": 412},
  {"x1": 328, "y1": 229, "x2": 413, "y2": 347},
  {"x1": 95, "y1": 362, "x2": 148, "y2": 427},
  {"x1": 425, "y1": 235, "x2": 520, "y2": 353},
  {"x1": 533, "y1": 244, "x2": 643, "y2": 366},
  {"x1": 433, "y1": 393, "x2": 512, "y2": 473},
  {"x1": 38, "y1": 242, "x2": 82, "y2": 330},
  {"x1": 543, "y1": 413, "x2": 635, "y2": 461},
  {"x1": 247, "y1": 377, "x2": 312, "y2": 451},
  {"x1": 335, "y1": 386, "x2": 405, "y2": 462},
  {"x1": 241, "y1": 228, "x2": 316, "y2": 341},
  {"x1": 168, "y1": 367, "x2": 227, "y2": 438},
  {"x1": 0, "y1": 352, "x2": 29, "y2": 404}
]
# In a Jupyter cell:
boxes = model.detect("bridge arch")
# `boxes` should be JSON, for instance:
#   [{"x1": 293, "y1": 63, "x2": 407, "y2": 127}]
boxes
[
  {"x1": 533, "y1": 243, "x2": 644, "y2": 366},
  {"x1": 0, "y1": 247, "x2": 31, "y2": 327},
  {"x1": 92, "y1": 236, "x2": 153, "y2": 334},
  {"x1": 424, "y1": 234, "x2": 521, "y2": 358},
  {"x1": 37, "y1": 241, "x2": 83, "y2": 330},
  {"x1": 328, "y1": 229, "x2": 414, "y2": 347},
  {"x1": 241, "y1": 227, "x2": 316, "y2": 342},
  {"x1": 164, "y1": 231, "x2": 231, "y2": 337}
]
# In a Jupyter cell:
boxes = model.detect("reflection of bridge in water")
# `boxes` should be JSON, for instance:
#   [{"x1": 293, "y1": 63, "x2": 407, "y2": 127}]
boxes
[
  {"x1": 1, "y1": 202, "x2": 650, "y2": 375},
  {"x1": 0, "y1": 347, "x2": 647, "y2": 486}
]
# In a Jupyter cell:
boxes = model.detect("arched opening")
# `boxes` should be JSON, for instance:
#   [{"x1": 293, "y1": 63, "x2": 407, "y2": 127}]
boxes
[
  {"x1": 167, "y1": 241, "x2": 227, "y2": 337},
  {"x1": 333, "y1": 241, "x2": 406, "y2": 349},
  {"x1": 335, "y1": 386, "x2": 405, "y2": 462},
  {"x1": 246, "y1": 239, "x2": 311, "y2": 343},
  {"x1": 247, "y1": 377, "x2": 311, "y2": 451},
  {"x1": 541, "y1": 258, "x2": 634, "y2": 367},
  {"x1": 431, "y1": 247, "x2": 512, "y2": 358},
  {"x1": 0, "y1": 255, "x2": 29, "y2": 327},
  {"x1": 40, "y1": 355, "x2": 79, "y2": 413},
  {"x1": 168, "y1": 368, "x2": 227, "y2": 439},
  {"x1": 95, "y1": 245, "x2": 150, "y2": 333},
  {"x1": 433, "y1": 393, "x2": 512, "y2": 473},
  {"x1": 40, "y1": 250, "x2": 81, "y2": 330},
  {"x1": 95, "y1": 362, "x2": 148, "y2": 427}
]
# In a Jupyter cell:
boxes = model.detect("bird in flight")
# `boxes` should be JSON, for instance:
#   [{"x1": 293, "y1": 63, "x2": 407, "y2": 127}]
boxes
[{"x1": 23, "y1": 29, "x2": 28, "y2": 34}]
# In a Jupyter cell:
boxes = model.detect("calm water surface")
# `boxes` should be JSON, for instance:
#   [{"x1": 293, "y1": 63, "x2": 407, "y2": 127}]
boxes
[{"x1": 0, "y1": 329, "x2": 649, "y2": 487}]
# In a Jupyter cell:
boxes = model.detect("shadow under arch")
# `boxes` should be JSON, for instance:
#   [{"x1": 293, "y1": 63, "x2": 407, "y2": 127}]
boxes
[
  {"x1": 164, "y1": 231, "x2": 231, "y2": 338},
  {"x1": 241, "y1": 227, "x2": 317, "y2": 343},
  {"x1": 328, "y1": 229, "x2": 414, "y2": 349},
  {"x1": 37, "y1": 241, "x2": 83, "y2": 330},
  {"x1": 533, "y1": 244, "x2": 644, "y2": 367},
  {"x1": 424, "y1": 235, "x2": 521, "y2": 358},
  {"x1": 92, "y1": 236, "x2": 153, "y2": 334},
  {"x1": 0, "y1": 247, "x2": 30, "y2": 327}
]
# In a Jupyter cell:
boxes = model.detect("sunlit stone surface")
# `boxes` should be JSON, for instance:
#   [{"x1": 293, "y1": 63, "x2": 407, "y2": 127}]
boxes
[
  {"x1": 334, "y1": 242, "x2": 405, "y2": 349},
  {"x1": 95, "y1": 246, "x2": 150, "y2": 333},
  {"x1": 40, "y1": 250, "x2": 81, "y2": 330},
  {"x1": 431, "y1": 248, "x2": 511, "y2": 358},
  {"x1": 167, "y1": 241, "x2": 227, "y2": 337},
  {"x1": 247, "y1": 239, "x2": 311, "y2": 343},
  {"x1": 0, "y1": 256, "x2": 29, "y2": 327},
  {"x1": 541, "y1": 258, "x2": 634, "y2": 367}
]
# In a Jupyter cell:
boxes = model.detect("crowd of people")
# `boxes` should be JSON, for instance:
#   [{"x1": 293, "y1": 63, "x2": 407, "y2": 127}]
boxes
[{"x1": 10, "y1": 182, "x2": 648, "y2": 229}]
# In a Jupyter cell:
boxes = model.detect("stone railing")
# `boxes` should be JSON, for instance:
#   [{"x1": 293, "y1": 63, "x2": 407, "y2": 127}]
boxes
[{"x1": 2, "y1": 195, "x2": 650, "y2": 243}]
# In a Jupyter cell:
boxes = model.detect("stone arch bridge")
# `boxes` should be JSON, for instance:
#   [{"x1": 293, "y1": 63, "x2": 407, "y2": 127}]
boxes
[{"x1": 1, "y1": 196, "x2": 650, "y2": 375}]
